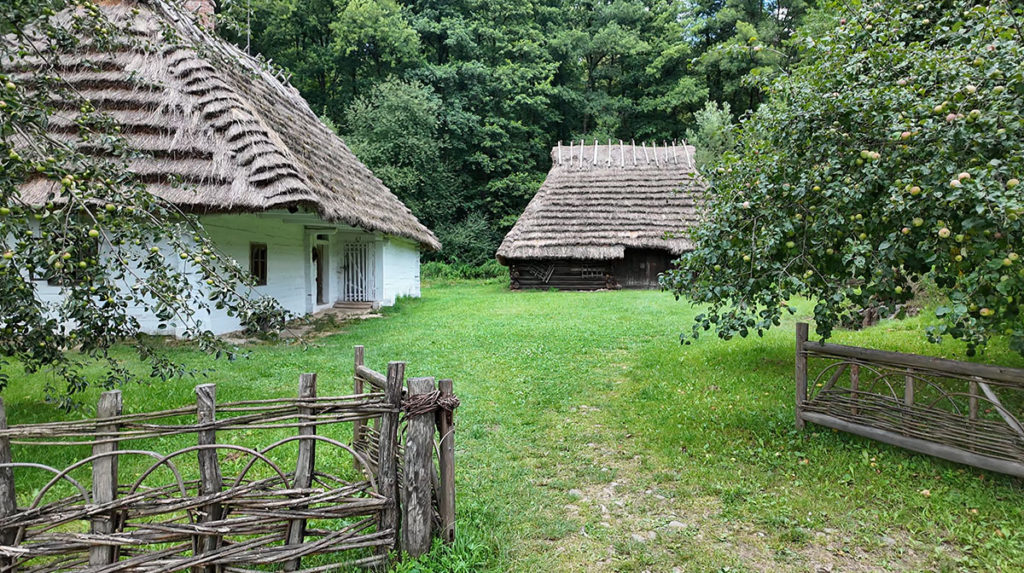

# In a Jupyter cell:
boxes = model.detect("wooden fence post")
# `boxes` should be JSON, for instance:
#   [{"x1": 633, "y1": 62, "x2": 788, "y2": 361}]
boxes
[
  {"x1": 284, "y1": 373, "x2": 317, "y2": 572},
  {"x1": 795, "y1": 322, "x2": 808, "y2": 430},
  {"x1": 0, "y1": 399, "x2": 18, "y2": 571},
  {"x1": 436, "y1": 379, "x2": 456, "y2": 545},
  {"x1": 195, "y1": 384, "x2": 223, "y2": 572},
  {"x1": 904, "y1": 369, "x2": 915, "y2": 407},
  {"x1": 403, "y1": 377, "x2": 435, "y2": 557},
  {"x1": 353, "y1": 346, "x2": 365, "y2": 467},
  {"x1": 90, "y1": 390, "x2": 122, "y2": 567},
  {"x1": 377, "y1": 362, "x2": 405, "y2": 554},
  {"x1": 850, "y1": 363, "x2": 860, "y2": 416}
]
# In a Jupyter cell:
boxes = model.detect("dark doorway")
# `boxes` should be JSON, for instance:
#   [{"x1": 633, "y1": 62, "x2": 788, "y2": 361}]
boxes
[
  {"x1": 312, "y1": 245, "x2": 326, "y2": 305},
  {"x1": 613, "y1": 249, "x2": 673, "y2": 289}
]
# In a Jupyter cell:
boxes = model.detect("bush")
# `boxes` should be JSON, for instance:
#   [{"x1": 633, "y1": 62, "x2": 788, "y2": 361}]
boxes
[{"x1": 422, "y1": 260, "x2": 506, "y2": 282}]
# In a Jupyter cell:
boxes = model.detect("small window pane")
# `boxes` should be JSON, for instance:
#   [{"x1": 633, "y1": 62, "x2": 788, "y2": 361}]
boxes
[{"x1": 250, "y1": 243, "x2": 267, "y2": 286}]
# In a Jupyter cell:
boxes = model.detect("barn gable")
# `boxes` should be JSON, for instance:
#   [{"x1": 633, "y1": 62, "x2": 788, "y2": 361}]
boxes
[{"x1": 497, "y1": 141, "x2": 704, "y2": 290}]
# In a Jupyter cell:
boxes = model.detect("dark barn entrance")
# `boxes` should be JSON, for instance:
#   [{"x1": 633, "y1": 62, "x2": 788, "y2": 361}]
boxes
[{"x1": 613, "y1": 249, "x2": 674, "y2": 289}]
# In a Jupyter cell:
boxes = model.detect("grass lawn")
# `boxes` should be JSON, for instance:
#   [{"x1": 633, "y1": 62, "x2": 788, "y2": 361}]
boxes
[{"x1": 5, "y1": 279, "x2": 1024, "y2": 572}]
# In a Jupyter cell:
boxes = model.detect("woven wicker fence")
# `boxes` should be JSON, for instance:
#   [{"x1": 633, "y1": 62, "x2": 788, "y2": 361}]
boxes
[
  {"x1": 795, "y1": 322, "x2": 1024, "y2": 477},
  {"x1": 0, "y1": 345, "x2": 458, "y2": 571}
]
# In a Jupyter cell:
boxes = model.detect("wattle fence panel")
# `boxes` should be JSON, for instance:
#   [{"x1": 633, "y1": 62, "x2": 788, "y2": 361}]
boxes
[
  {"x1": 0, "y1": 346, "x2": 459, "y2": 571},
  {"x1": 795, "y1": 322, "x2": 1024, "y2": 477}
]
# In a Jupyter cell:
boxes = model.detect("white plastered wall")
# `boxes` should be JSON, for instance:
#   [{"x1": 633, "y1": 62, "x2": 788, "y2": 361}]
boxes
[{"x1": 379, "y1": 237, "x2": 421, "y2": 306}]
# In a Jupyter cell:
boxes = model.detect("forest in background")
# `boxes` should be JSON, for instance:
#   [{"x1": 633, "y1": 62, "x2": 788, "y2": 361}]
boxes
[{"x1": 216, "y1": 0, "x2": 824, "y2": 265}]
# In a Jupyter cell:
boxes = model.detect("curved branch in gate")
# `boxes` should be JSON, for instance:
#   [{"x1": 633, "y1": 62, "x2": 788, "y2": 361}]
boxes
[
  {"x1": 129, "y1": 444, "x2": 289, "y2": 497},
  {"x1": 0, "y1": 462, "x2": 90, "y2": 505},
  {"x1": 236, "y1": 435, "x2": 379, "y2": 494},
  {"x1": 27, "y1": 449, "x2": 187, "y2": 510}
]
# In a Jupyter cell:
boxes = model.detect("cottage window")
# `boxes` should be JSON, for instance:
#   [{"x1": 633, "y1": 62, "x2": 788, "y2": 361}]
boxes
[
  {"x1": 581, "y1": 266, "x2": 603, "y2": 279},
  {"x1": 250, "y1": 243, "x2": 268, "y2": 286}
]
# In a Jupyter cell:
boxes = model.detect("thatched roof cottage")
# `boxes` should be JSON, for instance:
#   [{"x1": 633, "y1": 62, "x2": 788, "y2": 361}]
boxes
[
  {"x1": 497, "y1": 141, "x2": 703, "y2": 290},
  {"x1": 19, "y1": 0, "x2": 439, "y2": 334}
]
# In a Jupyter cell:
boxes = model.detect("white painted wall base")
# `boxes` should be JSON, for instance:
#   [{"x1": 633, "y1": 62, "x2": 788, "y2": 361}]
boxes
[{"x1": 28, "y1": 210, "x2": 425, "y2": 337}]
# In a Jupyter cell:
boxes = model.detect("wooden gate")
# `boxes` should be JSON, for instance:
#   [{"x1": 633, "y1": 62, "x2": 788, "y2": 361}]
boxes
[
  {"x1": 0, "y1": 349, "x2": 459, "y2": 570},
  {"x1": 342, "y1": 243, "x2": 371, "y2": 302},
  {"x1": 795, "y1": 322, "x2": 1024, "y2": 477}
]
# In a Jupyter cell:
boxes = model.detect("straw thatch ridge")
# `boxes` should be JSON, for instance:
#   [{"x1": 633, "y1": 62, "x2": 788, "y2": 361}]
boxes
[
  {"x1": 16, "y1": 0, "x2": 440, "y2": 251},
  {"x1": 496, "y1": 141, "x2": 704, "y2": 263}
]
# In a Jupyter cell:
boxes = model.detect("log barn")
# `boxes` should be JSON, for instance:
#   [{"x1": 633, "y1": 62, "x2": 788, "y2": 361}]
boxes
[{"x1": 496, "y1": 141, "x2": 704, "y2": 290}]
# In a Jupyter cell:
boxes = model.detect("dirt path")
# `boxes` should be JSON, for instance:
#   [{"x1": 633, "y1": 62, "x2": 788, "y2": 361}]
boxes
[{"x1": 529, "y1": 403, "x2": 949, "y2": 572}]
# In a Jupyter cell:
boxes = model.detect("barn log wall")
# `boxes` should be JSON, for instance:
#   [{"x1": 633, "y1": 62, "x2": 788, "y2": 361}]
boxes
[
  {"x1": 508, "y1": 249, "x2": 674, "y2": 291},
  {"x1": 508, "y1": 260, "x2": 614, "y2": 290}
]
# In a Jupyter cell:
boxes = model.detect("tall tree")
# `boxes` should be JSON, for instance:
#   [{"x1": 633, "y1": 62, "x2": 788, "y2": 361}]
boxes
[
  {"x1": 2, "y1": 1, "x2": 278, "y2": 408},
  {"x1": 665, "y1": 0, "x2": 1024, "y2": 356},
  {"x1": 692, "y1": 0, "x2": 817, "y2": 115}
]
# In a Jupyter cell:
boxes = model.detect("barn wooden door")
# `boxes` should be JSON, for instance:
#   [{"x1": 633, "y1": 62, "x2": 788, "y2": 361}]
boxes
[{"x1": 342, "y1": 242, "x2": 371, "y2": 302}]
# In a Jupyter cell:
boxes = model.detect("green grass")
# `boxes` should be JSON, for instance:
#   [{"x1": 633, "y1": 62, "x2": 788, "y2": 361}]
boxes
[{"x1": 5, "y1": 282, "x2": 1024, "y2": 571}]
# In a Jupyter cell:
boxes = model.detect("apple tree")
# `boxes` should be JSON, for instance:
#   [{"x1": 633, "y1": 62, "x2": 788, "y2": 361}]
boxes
[
  {"x1": 1, "y1": 1, "x2": 284, "y2": 409},
  {"x1": 663, "y1": 0, "x2": 1024, "y2": 356}
]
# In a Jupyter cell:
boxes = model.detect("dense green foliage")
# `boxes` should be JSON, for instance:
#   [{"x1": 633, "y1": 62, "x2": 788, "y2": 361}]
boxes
[
  {"x1": 7, "y1": 283, "x2": 1024, "y2": 570},
  {"x1": 665, "y1": 0, "x2": 1024, "y2": 356},
  {"x1": 0, "y1": 1, "x2": 278, "y2": 407},
  {"x1": 219, "y1": 0, "x2": 820, "y2": 262}
]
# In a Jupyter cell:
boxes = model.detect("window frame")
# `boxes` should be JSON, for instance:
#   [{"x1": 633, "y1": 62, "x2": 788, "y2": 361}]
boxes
[{"x1": 249, "y1": 242, "x2": 268, "y2": 286}]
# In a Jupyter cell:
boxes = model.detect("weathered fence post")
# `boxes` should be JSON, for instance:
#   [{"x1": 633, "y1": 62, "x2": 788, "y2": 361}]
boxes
[
  {"x1": 377, "y1": 362, "x2": 405, "y2": 554},
  {"x1": 904, "y1": 369, "x2": 915, "y2": 407},
  {"x1": 353, "y1": 346, "x2": 365, "y2": 467},
  {"x1": 403, "y1": 377, "x2": 435, "y2": 557},
  {"x1": 436, "y1": 379, "x2": 456, "y2": 545},
  {"x1": 969, "y1": 379, "x2": 979, "y2": 421},
  {"x1": 284, "y1": 373, "x2": 317, "y2": 572},
  {"x1": 795, "y1": 322, "x2": 808, "y2": 430},
  {"x1": 850, "y1": 363, "x2": 860, "y2": 416},
  {"x1": 195, "y1": 384, "x2": 223, "y2": 572},
  {"x1": 0, "y1": 399, "x2": 18, "y2": 571},
  {"x1": 90, "y1": 390, "x2": 122, "y2": 567}
]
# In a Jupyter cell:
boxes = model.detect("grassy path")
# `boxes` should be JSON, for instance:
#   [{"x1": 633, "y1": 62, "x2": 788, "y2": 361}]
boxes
[{"x1": 5, "y1": 281, "x2": 1024, "y2": 571}]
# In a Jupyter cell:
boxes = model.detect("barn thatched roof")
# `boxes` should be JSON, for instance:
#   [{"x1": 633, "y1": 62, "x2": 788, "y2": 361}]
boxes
[
  {"x1": 14, "y1": 0, "x2": 440, "y2": 251},
  {"x1": 496, "y1": 141, "x2": 704, "y2": 263}
]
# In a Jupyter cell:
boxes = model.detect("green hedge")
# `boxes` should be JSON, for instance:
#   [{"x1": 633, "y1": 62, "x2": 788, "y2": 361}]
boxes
[{"x1": 421, "y1": 260, "x2": 506, "y2": 281}]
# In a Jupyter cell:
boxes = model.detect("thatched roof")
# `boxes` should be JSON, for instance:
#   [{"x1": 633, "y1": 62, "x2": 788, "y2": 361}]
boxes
[
  {"x1": 15, "y1": 0, "x2": 440, "y2": 251},
  {"x1": 496, "y1": 141, "x2": 704, "y2": 263}
]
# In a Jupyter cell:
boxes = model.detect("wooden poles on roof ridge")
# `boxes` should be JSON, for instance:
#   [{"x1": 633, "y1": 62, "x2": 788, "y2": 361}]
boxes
[{"x1": 555, "y1": 139, "x2": 693, "y2": 168}]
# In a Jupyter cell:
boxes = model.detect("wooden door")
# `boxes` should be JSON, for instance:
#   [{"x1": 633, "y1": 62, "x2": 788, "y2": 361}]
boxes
[
  {"x1": 342, "y1": 243, "x2": 370, "y2": 302},
  {"x1": 313, "y1": 245, "x2": 326, "y2": 305}
]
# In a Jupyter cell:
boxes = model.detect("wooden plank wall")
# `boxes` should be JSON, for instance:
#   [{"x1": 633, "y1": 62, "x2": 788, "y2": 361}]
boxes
[{"x1": 508, "y1": 250, "x2": 674, "y2": 290}]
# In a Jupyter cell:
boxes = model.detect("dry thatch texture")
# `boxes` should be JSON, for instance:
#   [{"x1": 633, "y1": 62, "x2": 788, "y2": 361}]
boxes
[
  {"x1": 496, "y1": 141, "x2": 704, "y2": 263},
  {"x1": 15, "y1": 0, "x2": 440, "y2": 251}
]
